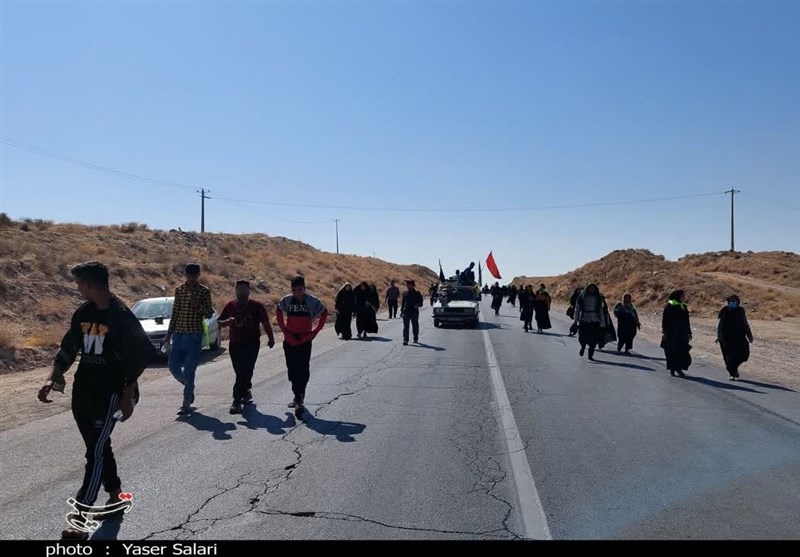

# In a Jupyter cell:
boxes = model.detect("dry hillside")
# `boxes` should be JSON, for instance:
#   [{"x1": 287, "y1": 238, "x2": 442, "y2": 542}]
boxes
[
  {"x1": 512, "y1": 249, "x2": 800, "y2": 319},
  {"x1": 0, "y1": 217, "x2": 437, "y2": 372}
]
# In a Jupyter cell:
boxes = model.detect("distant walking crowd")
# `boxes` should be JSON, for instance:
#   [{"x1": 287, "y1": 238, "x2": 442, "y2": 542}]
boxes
[{"x1": 488, "y1": 280, "x2": 754, "y2": 381}]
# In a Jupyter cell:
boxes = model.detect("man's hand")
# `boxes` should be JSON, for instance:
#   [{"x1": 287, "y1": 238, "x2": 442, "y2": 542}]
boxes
[
  {"x1": 118, "y1": 385, "x2": 137, "y2": 422},
  {"x1": 267, "y1": 338, "x2": 275, "y2": 349},
  {"x1": 38, "y1": 382, "x2": 55, "y2": 403},
  {"x1": 39, "y1": 366, "x2": 66, "y2": 403}
]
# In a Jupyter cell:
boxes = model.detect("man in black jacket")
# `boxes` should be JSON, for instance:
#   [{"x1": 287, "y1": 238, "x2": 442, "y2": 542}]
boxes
[
  {"x1": 38, "y1": 262, "x2": 154, "y2": 540},
  {"x1": 401, "y1": 280, "x2": 424, "y2": 345}
]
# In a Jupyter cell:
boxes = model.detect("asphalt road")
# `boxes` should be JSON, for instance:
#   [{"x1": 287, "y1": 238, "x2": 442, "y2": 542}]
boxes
[{"x1": 2, "y1": 301, "x2": 799, "y2": 540}]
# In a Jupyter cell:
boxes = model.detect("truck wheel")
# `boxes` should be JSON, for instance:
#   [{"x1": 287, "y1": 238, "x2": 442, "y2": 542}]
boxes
[{"x1": 434, "y1": 319, "x2": 441, "y2": 328}]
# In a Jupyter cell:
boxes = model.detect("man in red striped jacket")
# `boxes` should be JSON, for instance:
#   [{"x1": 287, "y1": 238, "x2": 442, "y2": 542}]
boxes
[{"x1": 275, "y1": 276, "x2": 328, "y2": 416}]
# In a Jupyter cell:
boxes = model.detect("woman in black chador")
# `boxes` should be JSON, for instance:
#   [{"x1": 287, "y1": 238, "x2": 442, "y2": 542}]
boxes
[
  {"x1": 662, "y1": 289, "x2": 692, "y2": 378},
  {"x1": 716, "y1": 294, "x2": 753, "y2": 381},
  {"x1": 355, "y1": 282, "x2": 379, "y2": 339},
  {"x1": 334, "y1": 283, "x2": 355, "y2": 341}
]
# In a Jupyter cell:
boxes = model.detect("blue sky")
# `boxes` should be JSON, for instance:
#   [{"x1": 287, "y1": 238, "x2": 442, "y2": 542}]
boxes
[{"x1": 1, "y1": 1, "x2": 798, "y2": 280}]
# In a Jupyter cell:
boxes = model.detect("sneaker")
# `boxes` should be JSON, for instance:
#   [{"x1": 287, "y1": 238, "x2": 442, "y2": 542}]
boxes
[
  {"x1": 288, "y1": 400, "x2": 298, "y2": 409},
  {"x1": 728, "y1": 376, "x2": 737, "y2": 381},
  {"x1": 242, "y1": 391, "x2": 253, "y2": 403},
  {"x1": 229, "y1": 400, "x2": 243, "y2": 414},
  {"x1": 413, "y1": 337, "x2": 418, "y2": 343},
  {"x1": 403, "y1": 340, "x2": 408, "y2": 346},
  {"x1": 588, "y1": 348, "x2": 595, "y2": 361},
  {"x1": 177, "y1": 404, "x2": 191, "y2": 415}
]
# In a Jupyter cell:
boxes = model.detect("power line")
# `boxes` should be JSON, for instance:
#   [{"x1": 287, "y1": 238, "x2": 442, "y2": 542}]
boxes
[
  {"x1": 213, "y1": 197, "x2": 334, "y2": 225},
  {"x1": 0, "y1": 135, "x2": 197, "y2": 191},
  {"x1": 3, "y1": 134, "x2": 726, "y2": 213},
  {"x1": 212, "y1": 192, "x2": 725, "y2": 214}
]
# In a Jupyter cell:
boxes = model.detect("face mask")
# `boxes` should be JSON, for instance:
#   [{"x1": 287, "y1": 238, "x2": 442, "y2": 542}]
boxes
[{"x1": 728, "y1": 301, "x2": 738, "y2": 309}]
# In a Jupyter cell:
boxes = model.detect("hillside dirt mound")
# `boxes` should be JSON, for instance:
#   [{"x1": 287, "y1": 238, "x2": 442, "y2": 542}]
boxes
[{"x1": 513, "y1": 249, "x2": 800, "y2": 319}]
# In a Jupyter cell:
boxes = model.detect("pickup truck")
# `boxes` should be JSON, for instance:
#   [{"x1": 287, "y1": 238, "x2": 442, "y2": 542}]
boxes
[{"x1": 432, "y1": 285, "x2": 480, "y2": 328}]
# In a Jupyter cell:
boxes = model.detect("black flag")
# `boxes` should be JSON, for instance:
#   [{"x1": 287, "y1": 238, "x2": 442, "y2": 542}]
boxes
[{"x1": 438, "y1": 260, "x2": 446, "y2": 283}]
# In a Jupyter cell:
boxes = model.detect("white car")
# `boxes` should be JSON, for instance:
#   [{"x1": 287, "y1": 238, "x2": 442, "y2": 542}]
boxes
[
  {"x1": 131, "y1": 297, "x2": 221, "y2": 356},
  {"x1": 433, "y1": 286, "x2": 480, "y2": 328}
]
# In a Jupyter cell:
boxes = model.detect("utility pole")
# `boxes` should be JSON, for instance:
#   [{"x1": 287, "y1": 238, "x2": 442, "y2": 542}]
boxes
[
  {"x1": 199, "y1": 188, "x2": 210, "y2": 233},
  {"x1": 334, "y1": 218, "x2": 340, "y2": 254},
  {"x1": 725, "y1": 188, "x2": 740, "y2": 252}
]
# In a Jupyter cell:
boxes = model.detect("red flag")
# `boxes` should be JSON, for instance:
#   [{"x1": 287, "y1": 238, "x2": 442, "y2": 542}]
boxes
[{"x1": 486, "y1": 252, "x2": 502, "y2": 280}]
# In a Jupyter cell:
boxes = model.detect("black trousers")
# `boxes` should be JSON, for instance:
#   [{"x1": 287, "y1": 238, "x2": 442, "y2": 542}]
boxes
[
  {"x1": 403, "y1": 310, "x2": 420, "y2": 342},
  {"x1": 388, "y1": 299, "x2": 399, "y2": 318},
  {"x1": 72, "y1": 385, "x2": 122, "y2": 506},
  {"x1": 230, "y1": 342, "x2": 260, "y2": 400},
  {"x1": 284, "y1": 341, "x2": 312, "y2": 402}
]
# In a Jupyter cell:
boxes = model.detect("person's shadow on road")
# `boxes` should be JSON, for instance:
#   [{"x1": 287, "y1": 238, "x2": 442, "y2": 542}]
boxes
[
  {"x1": 178, "y1": 411, "x2": 237, "y2": 440},
  {"x1": 414, "y1": 342, "x2": 445, "y2": 351},
  {"x1": 736, "y1": 379, "x2": 795, "y2": 392},
  {"x1": 686, "y1": 376, "x2": 764, "y2": 394},
  {"x1": 238, "y1": 405, "x2": 296, "y2": 435},
  {"x1": 299, "y1": 412, "x2": 366, "y2": 443},
  {"x1": 90, "y1": 514, "x2": 124, "y2": 540},
  {"x1": 626, "y1": 353, "x2": 667, "y2": 362},
  {"x1": 590, "y1": 359, "x2": 655, "y2": 372}
]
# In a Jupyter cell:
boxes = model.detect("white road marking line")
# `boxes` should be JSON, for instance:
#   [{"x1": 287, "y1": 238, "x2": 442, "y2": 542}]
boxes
[{"x1": 483, "y1": 328, "x2": 552, "y2": 540}]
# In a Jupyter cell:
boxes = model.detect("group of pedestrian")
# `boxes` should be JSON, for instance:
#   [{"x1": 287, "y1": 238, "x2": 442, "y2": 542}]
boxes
[
  {"x1": 565, "y1": 284, "x2": 753, "y2": 381},
  {"x1": 38, "y1": 262, "x2": 331, "y2": 540},
  {"x1": 492, "y1": 278, "x2": 754, "y2": 381},
  {"x1": 335, "y1": 279, "x2": 424, "y2": 345}
]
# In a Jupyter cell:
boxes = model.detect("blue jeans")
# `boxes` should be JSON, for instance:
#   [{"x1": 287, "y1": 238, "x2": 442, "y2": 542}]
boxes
[{"x1": 169, "y1": 333, "x2": 203, "y2": 403}]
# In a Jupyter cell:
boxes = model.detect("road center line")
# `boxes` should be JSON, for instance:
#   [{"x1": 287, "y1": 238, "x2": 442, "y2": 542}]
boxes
[{"x1": 483, "y1": 327, "x2": 552, "y2": 540}]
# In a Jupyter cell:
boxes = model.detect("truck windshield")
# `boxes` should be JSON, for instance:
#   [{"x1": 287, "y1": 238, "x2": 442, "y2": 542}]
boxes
[{"x1": 449, "y1": 290, "x2": 477, "y2": 301}]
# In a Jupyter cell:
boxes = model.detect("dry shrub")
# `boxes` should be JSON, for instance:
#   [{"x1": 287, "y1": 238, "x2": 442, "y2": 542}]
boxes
[
  {"x1": 36, "y1": 297, "x2": 74, "y2": 318},
  {"x1": 0, "y1": 213, "x2": 13, "y2": 228},
  {"x1": 35, "y1": 256, "x2": 58, "y2": 275},
  {"x1": 24, "y1": 328, "x2": 64, "y2": 348},
  {"x1": 0, "y1": 323, "x2": 16, "y2": 350},
  {"x1": 119, "y1": 222, "x2": 148, "y2": 234}
]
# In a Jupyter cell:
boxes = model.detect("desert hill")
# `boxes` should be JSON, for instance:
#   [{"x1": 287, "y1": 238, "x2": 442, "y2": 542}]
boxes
[
  {"x1": 512, "y1": 249, "x2": 800, "y2": 319},
  {"x1": 0, "y1": 216, "x2": 437, "y2": 372}
]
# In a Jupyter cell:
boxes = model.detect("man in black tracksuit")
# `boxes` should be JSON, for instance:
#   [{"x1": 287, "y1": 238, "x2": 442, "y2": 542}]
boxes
[
  {"x1": 38, "y1": 262, "x2": 154, "y2": 540},
  {"x1": 401, "y1": 280, "x2": 424, "y2": 345}
]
